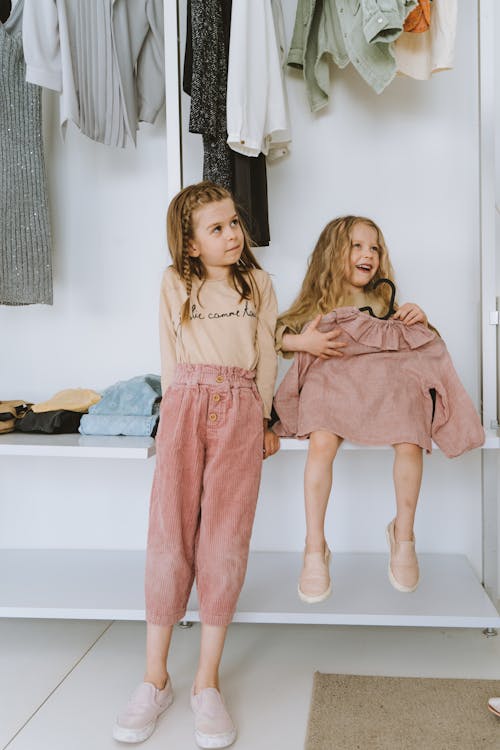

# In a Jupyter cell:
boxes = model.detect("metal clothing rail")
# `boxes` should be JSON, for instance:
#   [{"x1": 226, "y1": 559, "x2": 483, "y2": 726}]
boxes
[{"x1": 164, "y1": 0, "x2": 183, "y2": 200}]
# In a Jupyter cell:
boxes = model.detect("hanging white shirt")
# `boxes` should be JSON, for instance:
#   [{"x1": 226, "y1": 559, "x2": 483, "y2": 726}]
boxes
[
  {"x1": 394, "y1": 0, "x2": 458, "y2": 80},
  {"x1": 226, "y1": 0, "x2": 291, "y2": 160}
]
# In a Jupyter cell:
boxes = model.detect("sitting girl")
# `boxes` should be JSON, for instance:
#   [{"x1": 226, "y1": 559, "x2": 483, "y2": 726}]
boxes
[{"x1": 273, "y1": 216, "x2": 484, "y2": 604}]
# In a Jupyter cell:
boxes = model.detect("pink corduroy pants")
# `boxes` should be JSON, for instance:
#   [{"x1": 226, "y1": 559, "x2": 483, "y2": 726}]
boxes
[{"x1": 145, "y1": 364, "x2": 264, "y2": 626}]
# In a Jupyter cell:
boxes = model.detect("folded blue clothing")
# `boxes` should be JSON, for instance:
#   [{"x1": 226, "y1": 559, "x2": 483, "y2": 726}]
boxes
[
  {"x1": 89, "y1": 374, "x2": 161, "y2": 416},
  {"x1": 79, "y1": 408, "x2": 159, "y2": 437}
]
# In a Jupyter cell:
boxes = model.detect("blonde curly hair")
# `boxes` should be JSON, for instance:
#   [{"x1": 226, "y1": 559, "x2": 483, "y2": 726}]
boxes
[{"x1": 278, "y1": 216, "x2": 396, "y2": 334}]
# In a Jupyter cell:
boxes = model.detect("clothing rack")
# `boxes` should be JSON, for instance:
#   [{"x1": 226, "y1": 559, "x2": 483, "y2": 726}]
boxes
[
  {"x1": 162, "y1": 0, "x2": 500, "y2": 628},
  {"x1": 0, "y1": 0, "x2": 498, "y2": 628}
]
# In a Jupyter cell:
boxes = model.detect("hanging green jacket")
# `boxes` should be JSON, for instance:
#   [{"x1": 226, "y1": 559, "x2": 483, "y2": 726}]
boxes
[{"x1": 288, "y1": 0, "x2": 417, "y2": 111}]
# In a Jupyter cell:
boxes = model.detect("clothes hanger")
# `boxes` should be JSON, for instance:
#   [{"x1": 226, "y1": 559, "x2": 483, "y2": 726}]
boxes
[{"x1": 359, "y1": 277, "x2": 396, "y2": 320}]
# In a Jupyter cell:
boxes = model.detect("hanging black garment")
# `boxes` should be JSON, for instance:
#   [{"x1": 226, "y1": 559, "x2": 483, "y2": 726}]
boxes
[
  {"x1": 184, "y1": 0, "x2": 232, "y2": 189},
  {"x1": 16, "y1": 409, "x2": 82, "y2": 434},
  {"x1": 183, "y1": 0, "x2": 270, "y2": 246},
  {"x1": 0, "y1": 1, "x2": 11, "y2": 24},
  {"x1": 233, "y1": 152, "x2": 270, "y2": 247},
  {"x1": 220, "y1": 0, "x2": 270, "y2": 246}
]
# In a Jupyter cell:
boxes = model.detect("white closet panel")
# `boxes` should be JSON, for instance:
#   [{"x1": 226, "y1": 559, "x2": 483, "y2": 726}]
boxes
[{"x1": 0, "y1": 0, "x2": 498, "y2": 624}]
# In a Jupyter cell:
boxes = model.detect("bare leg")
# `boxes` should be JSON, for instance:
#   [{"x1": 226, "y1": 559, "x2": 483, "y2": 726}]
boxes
[
  {"x1": 304, "y1": 431, "x2": 343, "y2": 553},
  {"x1": 193, "y1": 624, "x2": 228, "y2": 694},
  {"x1": 191, "y1": 624, "x2": 236, "y2": 747},
  {"x1": 144, "y1": 623, "x2": 174, "y2": 689},
  {"x1": 392, "y1": 442, "x2": 423, "y2": 540}
]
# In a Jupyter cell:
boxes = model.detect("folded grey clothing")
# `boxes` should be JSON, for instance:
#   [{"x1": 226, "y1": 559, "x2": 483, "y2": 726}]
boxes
[
  {"x1": 16, "y1": 409, "x2": 82, "y2": 434},
  {"x1": 89, "y1": 374, "x2": 161, "y2": 416},
  {"x1": 79, "y1": 410, "x2": 159, "y2": 437}
]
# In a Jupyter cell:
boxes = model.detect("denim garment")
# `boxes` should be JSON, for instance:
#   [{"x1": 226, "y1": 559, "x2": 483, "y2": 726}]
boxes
[
  {"x1": 89, "y1": 375, "x2": 161, "y2": 416},
  {"x1": 288, "y1": 0, "x2": 417, "y2": 110},
  {"x1": 79, "y1": 405, "x2": 159, "y2": 437}
]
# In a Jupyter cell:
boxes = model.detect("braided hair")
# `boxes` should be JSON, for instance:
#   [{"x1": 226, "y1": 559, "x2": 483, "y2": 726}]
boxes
[{"x1": 166, "y1": 181, "x2": 262, "y2": 323}]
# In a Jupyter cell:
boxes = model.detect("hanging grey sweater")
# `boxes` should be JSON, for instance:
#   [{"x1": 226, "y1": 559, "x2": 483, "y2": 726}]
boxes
[{"x1": 0, "y1": 0, "x2": 53, "y2": 305}]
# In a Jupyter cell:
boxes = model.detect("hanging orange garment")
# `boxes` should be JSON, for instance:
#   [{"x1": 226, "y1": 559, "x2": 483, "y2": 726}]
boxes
[{"x1": 404, "y1": 0, "x2": 431, "y2": 33}]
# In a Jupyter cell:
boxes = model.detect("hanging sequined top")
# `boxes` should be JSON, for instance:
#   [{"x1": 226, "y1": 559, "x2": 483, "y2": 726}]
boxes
[{"x1": 0, "y1": 0, "x2": 53, "y2": 304}]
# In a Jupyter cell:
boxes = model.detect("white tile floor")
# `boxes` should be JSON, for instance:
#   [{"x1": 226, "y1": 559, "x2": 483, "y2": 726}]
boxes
[{"x1": 2, "y1": 619, "x2": 500, "y2": 750}]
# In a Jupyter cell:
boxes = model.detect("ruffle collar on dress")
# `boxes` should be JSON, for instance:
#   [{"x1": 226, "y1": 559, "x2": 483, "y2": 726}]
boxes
[{"x1": 314, "y1": 307, "x2": 436, "y2": 351}]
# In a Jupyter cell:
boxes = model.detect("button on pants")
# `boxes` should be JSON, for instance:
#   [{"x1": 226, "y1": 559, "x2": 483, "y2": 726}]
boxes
[{"x1": 145, "y1": 364, "x2": 264, "y2": 626}]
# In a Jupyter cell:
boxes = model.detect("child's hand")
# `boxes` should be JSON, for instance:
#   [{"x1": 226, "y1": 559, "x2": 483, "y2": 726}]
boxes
[
  {"x1": 263, "y1": 428, "x2": 280, "y2": 459},
  {"x1": 299, "y1": 315, "x2": 347, "y2": 359},
  {"x1": 393, "y1": 303, "x2": 428, "y2": 327}
]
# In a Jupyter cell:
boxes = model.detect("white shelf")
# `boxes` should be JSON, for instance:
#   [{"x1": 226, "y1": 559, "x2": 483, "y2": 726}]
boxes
[
  {"x1": 278, "y1": 429, "x2": 500, "y2": 451},
  {"x1": 1, "y1": 550, "x2": 498, "y2": 627},
  {"x1": 0, "y1": 433, "x2": 155, "y2": 459},
  {"x1": 0, "y1": 429, "x2": 497, "y2": 459}
]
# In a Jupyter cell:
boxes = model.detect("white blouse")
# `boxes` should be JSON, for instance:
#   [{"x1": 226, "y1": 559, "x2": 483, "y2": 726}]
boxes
[
  {"x1": 226, "y1": 0, "x2": 291, "y2": 161},
  {"x1": 22, "y1": 0, "x2": 165, "y2": 147}
]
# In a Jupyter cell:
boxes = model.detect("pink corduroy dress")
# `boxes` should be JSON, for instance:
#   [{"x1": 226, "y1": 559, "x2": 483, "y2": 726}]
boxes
[{"x1": 272, "y1": 308, "x2": 485, "y2": 457}]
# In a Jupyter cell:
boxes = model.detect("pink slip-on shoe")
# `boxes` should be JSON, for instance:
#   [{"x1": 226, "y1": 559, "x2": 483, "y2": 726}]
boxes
[
  {"x1": 386, "y1": 518, "x2": 419, "y2": 593},
  {"x1": 488, "y1": 697, "x2": 500, "y2": 716},
  {"x1": 298, "y1": 545, "x2": 332, "y2": 604},
  {"x1": 112, "y1": 679, "x2": 173, "y2": 743},
  {"x1": 190, "y1": 686, "x2": 236, "y2": 749}
]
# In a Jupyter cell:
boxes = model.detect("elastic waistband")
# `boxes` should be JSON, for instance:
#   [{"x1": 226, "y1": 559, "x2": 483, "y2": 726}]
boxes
[{"x1": 173, "y1": 363, "x2": 256, "y2": 387}]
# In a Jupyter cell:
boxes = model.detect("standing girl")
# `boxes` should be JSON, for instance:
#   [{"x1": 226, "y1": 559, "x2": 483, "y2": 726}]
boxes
[
  {"x1": 273, "y1": 215, "x2": 484, "y2": 604},
  {"x1": 114, "y1": 181, "x2": 279, "y2": 748}
]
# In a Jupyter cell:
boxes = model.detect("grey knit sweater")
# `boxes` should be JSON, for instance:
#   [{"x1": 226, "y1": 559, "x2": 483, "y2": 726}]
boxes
[{"x1": 0, "y1": 0, "x2": 53, "y2": 305}]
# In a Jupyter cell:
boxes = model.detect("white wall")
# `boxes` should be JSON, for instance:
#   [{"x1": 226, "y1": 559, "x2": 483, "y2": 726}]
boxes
[
  {"x1": 0, "y1": 2, "x2": 488, "y2": 580},
  {"x1": 0, "y1": 107, "x2": 166, "y2": 552}
]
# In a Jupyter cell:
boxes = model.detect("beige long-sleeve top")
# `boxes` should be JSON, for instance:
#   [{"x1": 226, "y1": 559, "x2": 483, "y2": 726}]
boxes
[{"x1": 159, "y1": 267, "x2": 278, "y2": 418}]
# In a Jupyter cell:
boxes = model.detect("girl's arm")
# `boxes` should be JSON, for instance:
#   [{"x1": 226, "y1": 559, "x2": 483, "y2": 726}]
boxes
[
  {"x1": 255, "y1": 273, "x2": 279, "y2": 420},
  {"x1": 263, "y1": 418, "x2": 280, "y2": 458},
  {"x1": 282, "y1": 315, "x2": 347, "y2": 359},
  {"x1": 158, "y1": 269, "x2": 179, "y2": 395},
  {"x1": 255, "y1": 274, "x2": 280, "y2": 458},
  {"x1": 393, "y1": 303, "x2": 428, "y2": 327}
]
